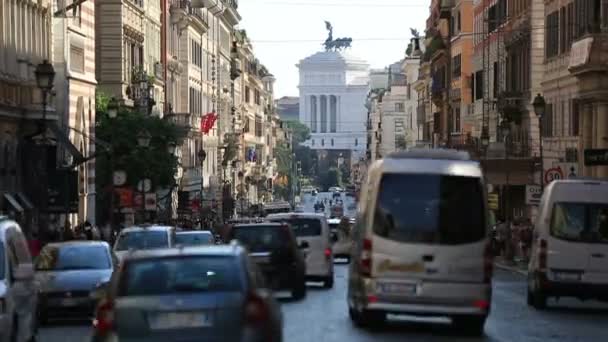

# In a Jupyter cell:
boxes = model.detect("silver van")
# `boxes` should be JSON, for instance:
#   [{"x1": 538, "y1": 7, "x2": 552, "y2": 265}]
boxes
[
  {"x1": 0, "y1": 216, "x2": 37, "y2": 342},
  {"x1": 347, "y1": 149, "x2": 493, "y2": 335}
]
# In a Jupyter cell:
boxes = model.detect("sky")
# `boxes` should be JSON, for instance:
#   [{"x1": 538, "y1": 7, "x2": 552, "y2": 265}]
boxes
[{"x1": 238, "y1": 0, "x2": 429, "y2": 98}]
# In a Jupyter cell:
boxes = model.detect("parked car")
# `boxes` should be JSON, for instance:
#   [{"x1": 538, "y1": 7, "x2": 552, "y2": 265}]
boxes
[
  {"x1": 347, "y1": 149, "x2": 492, "y2": 335},
  {"x1": 0, "y1": 216, "x2": 37, "y2": 342},
  {"x1": 229, "y1": 223, "x2": 307, "y2": 299},
  {"x1": 267, "y1": 213, "x2": 334, "y2": 288},
  {"x1": 527, "y1": 179, "x2": 608, "y2": 309},
  {"x1": 113, "y1": 225, "x2": 176, "y2": 261},
  {"x1": 91, "y1": 245, "x2": 283, "y2": 342},
  {"x1": 36, "y1": 241, "x2": 116, "y2": 323},
  {"x1": 175, "y1": 231, "x2": 215, "y2": 247}
]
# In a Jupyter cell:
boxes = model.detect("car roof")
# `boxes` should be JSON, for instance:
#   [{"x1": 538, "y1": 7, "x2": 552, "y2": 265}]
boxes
[
  {"x1": 123, "y1": 244, "x2": 245, "y2": 261},
  {"x1": 176, "y1": 230, "x2": 213, "y2": 234},
  {"x1": 267, "y1": 212, "x2": 326, "y2": 219},
  {"x1": 373, "y1": 150, "x2": 482, "y2": 178},
  {"x1": 233, "y1": 222, "x2": 284, "y2": 228},
  {"x1": 387, "y1": 148, "x2": 471, "y2": 161},
  {"x1": 120, "y1": 225, "x2": 174, "y2": 233},
  {"x1": 44, "y1": 240, "x2": 110, "y2": 248}
]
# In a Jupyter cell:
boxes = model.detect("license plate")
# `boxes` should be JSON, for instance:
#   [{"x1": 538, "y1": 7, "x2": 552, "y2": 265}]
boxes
[
  {"x1": 149, "y1": 312, "x2": 213, "y2": 330},
  {"x1": 554, "y1": 272, "x2": 581, "y2": 282},
  {"x1": 376, "y1": 282, "x2": 417, "y2": 295},
  {"x1": 60, "y1": 298, "x2": 80, "y2": 307}
]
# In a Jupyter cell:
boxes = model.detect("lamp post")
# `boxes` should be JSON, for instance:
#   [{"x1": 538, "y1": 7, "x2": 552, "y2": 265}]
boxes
[
  {"x1": 533, "y1": 93, "x2": 546, "y2": 191},
  {"x1": 107, "y1": 97, "x2": 119, "y2": 234},
  {"x1": 500, "y1": 120, "x2": 513, "y2": 262},
  {"x1": 198, "y1": 148, "x2": 207, "y2": 227},
  {"x1": 35, "y1": 60, "x2": 56, "y2": 136}
]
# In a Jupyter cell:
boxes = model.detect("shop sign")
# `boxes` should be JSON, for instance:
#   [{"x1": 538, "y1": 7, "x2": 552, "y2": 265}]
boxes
[{"x1": 525, "y1": 185, "x2": 542, "y2": 206}]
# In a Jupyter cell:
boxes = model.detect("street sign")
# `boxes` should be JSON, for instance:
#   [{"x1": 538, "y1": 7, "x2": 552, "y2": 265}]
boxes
[
  {"x1": 144, "y1": 193, "x2": 157, "y2": 211},
  {"x1": 525, "y1": 185, "x2": 542, "y2": 206},
  {"x1": 544, "y1": 167, "x2": 564, "y2": 185},
  {"x1": 488, "y1": 193, "x2": 499, "y2": 210},
  {"x1": 584, "y1": 149, "x2": 608, "y2": 166},
  {"x1": 557, "y1": 163, "x2": 578, "y2": 179}
]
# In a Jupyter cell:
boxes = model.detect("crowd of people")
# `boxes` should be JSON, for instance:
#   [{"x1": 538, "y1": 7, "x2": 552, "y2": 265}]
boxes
[{"x1": 491, "y1": 218, "x2": 533, "y2": 262}]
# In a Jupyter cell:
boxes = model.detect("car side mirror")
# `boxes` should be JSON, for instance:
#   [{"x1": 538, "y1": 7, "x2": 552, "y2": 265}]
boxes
[
  {"x1": 299, "y1": 241, "x2": 310, "y2": 249},
  {"x1": 13, "y1": 264, "x2": 34, "y2": 281},
  {"x1": 90, "y1": 282, "x2": 109, "y2": 300}
]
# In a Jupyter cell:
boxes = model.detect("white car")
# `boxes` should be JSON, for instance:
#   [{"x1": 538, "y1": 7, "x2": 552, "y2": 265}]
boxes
[
  {"x1": 348, "y1": 149, "x2": 492, "y2": 335},
  {"x1": 267, "y1": 213, "x2": 334, "y2": 288},
  {"x1": 113, "y1": 225, "x2": 176, "y2": 262},
  {"x1": 328, "y1": 218, "x2": 352, "y2": 260},
  {"x1": 0, "y1": 217, "x2": 37, "y2": 342},
  {"x1": 527, "y1": 179, "x2": 608, "y2": 309}
]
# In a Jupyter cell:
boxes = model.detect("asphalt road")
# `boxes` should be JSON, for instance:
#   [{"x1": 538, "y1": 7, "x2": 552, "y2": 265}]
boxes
[{"x1": 40, "y1": 192, "x2": 608, "y2": 341}]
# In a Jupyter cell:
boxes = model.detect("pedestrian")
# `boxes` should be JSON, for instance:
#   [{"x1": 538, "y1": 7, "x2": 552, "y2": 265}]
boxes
[{"x1": 27, "y1": 231, "x2": 42, "y2": 258}]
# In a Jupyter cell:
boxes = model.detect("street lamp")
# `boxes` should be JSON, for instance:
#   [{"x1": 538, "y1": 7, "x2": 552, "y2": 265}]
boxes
[
  {"x1": 107, "y1": 97, "x2": 119, "y2": 119},
  {"x1": 533, "y1": 93, "x2": 546, "y2": 191},
  {"x1": 137, "y1": 130, "x2": 152, "y2": 148},
  {"x1": 167, "y1": 141, "x2": 178, "y2": 155},
  {"x1": 35, "y1": 60, "x2": 55, "y2": 126}
]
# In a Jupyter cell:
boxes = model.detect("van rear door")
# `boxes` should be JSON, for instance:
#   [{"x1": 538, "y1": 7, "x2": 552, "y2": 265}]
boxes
[{"x1": 370, "y1": 173, "x2": 488, "y2": 294}]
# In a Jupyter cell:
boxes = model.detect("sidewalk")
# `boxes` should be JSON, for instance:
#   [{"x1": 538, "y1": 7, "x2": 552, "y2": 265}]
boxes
[{"x1": 494, "y1": 256, "x2": 528, "y2": 276}]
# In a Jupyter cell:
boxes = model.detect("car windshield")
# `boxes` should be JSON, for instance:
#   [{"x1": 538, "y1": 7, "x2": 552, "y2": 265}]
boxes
[
  {"x1": 550, "y1": 202, "x2": 608, "y2": 243},
  {"x1": 269, "y1": 218, "x2": 322, "y2": 237},
  {"x1": 36, "y1": 245, "x2": 111, "y2": 271},
  {"x1": 0, "y1": 242, "x2": 4, "y2": 280},
  {"x1": 115, "y1": 230, "x2": 169, "y2": 251},
  {"x1": 120, "y1": 256, "x2": 241, "y2": 296},
  {"x1": 232, "y1": 226, "x2": 290, "y2": 252},
  {"x1": 373, "y1": 173, "x2": 486, "y2": 245},
  {"x1": 175, "y1": 232, "x2": 214, "y2": 246}
]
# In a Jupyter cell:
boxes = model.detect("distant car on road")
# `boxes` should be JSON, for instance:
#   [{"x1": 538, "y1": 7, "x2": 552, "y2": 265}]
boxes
[
  {"x1": 328, "y1": 218, "x2": 352, "y2": 261},
  {"x1": 229, "y1": 223, "x2": 307, "y2": 299},
  {"x1": 113, "y1": 225, "x2": 176, "y2": 261},
  {"x1": 175, "y1": 231, "x2": 215, "y2": 247},
  {"x1": 91, "y1": 245, "x2": 283, "y2": 342},
  {"x1": 36, "y1": 241, "x2": 115, "y2": 323}
]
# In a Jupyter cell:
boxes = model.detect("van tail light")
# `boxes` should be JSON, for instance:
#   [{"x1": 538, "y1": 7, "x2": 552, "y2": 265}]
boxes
[
  {"x1": 360, "y1": 238, "x2": 372, "y2": 277},
  {"x1": 93, "y1": 299, "x2": 115, "y2": 336},
  {"x1": 538, "y1": 239, "x2": 548, "y2": 272},
  {"x1": 483, "y1": 242, "x2": 494, "y2": 283},
  {"x1": 245, "y1": 292, "x2": 270, "y2": 326},
  {"x1": 324, "y1": 248, "x2": 332, "y2": 260},
  {"x1": 473, "y1": 299, "x2": 490, "y2": 310}
]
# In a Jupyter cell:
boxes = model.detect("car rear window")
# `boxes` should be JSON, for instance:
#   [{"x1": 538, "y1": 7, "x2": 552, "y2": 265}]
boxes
[
  {"x1": 36, "y1": 245, "x2": 111, "y2": 271},
  {"x1": 120, "y1": 256, "x2": 241, "y2": 296},
  {"x1": 232, "y1": 226, "x2": 291, "y2": 252},
  {"x1": 175, "y1": 232, "x2": 214, "y2": 246},
  {"x1": 269, "y1": 218, "x2": 322, "y2": 237},
  {"x1": 0, "y1": 242, "x2": 4, "y2": 280},
  {"x1": 550, "y1": 202, "x2": 608, "y2": 244},
  {"x1": 373, "y1": 173, "x2": 486, "y2": 245},
  {"x1": 115, "y1": 230, "x2": 169, "y2": 251}
]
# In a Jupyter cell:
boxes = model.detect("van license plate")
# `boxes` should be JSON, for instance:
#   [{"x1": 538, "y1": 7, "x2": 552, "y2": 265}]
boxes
[
  {"x1": 376, "y1": 282, "x2": 416, "y2": 295},
  {"x1": 554, "y1": 272, "x2": 581, "y2": 282}
]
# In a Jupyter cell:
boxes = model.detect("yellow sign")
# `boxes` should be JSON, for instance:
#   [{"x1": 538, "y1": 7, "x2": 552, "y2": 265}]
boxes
[{"x1": 488, "y1": 193, "x2": 499, "y2": 210}]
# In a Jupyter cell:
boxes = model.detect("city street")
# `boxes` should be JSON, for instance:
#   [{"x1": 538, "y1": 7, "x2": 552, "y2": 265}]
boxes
[{"x1": 40, "y1": 267, "x2": 608, "y2": 341}]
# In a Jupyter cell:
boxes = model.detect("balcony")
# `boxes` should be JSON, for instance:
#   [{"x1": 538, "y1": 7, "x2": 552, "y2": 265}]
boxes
[
  {"x1": 170, "y1": 0, "x2": 190, "y2": 11},
  {"x1": 569, "y1": 34, "x2": 608, "y2": 78},
  {"x1": 221, "y1": 0, "x2": 241, "y2": 25}
]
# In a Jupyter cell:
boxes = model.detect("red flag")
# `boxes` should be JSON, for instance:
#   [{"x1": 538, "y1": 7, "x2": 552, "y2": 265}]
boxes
[{"x1": 201, "y1": 112, "x2": 217, "y2": 134}]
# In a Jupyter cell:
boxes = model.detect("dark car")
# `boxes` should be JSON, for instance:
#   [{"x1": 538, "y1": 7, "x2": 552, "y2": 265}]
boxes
[
  {"x1": 229, "y1": 223, "x2": 307, "y2": 299},
  {"x1": 91, "y1": 245, "x2": 283, "y2": 342},
  {"x1": 35, "y1": 241, "x2": 116, "y2": 323}
]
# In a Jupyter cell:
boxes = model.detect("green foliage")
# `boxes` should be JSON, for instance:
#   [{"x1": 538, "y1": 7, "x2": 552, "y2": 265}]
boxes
[
  {"x1": 294, "y1": 145, "x2": 317, "y2": 177},
  {"x1": 275, "y1": 142, "x2": 292, "y2": 176},
  {"x1": 319, "y1": 167, "x2": 340, "y2": 191},
  {"x1": 285, "y1": 120, "x2": 311, "y2": 144},
  {"x1": 95, "y1": 91, "x2": 182, "y2": 194}
]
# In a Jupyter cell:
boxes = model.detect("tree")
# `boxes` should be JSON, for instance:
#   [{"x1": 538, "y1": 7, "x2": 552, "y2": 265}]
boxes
[
  {"x1": 294, "y1": 145, "x2": 317, "y2": 177},
  {"x1": 285, "y1": 120, "x2": 311, "y2": 144},
  {"x1": 95, "y1": 91, "x2": 182, "y2": 223},
  {"x1": 319, "y1": 167, "x2": 340, "y2": 191}
]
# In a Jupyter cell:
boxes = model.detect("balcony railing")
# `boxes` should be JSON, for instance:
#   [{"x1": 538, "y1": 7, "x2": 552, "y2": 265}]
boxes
[{"x1": 170, "y1": 0, "x2": 190, "y2": 10}]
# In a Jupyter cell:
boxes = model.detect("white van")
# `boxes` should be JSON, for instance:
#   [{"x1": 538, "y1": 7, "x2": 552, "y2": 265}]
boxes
[
  {"x1": 527, "y1": 179, "x2": 608, "y2": 309},
  {"x1": 267, "y1": 213, "x2": 335, "y2": 288},
  {"x1": 0, "y1": 217, "x2": 37, "y2": 342},
  {"x1": 347, "y1": 149, "x2": 492, "y2": 335}
]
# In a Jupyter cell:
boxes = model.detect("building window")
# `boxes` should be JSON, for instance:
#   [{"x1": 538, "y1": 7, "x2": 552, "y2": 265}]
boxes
[
  {"x1": 546, "y1": 11, "x2": 559, "y2": 58},
  {"x1": 254, "y1": 89, "x2": 261, "y2": 105},
  {"x1": 475, "y1": 71, "x2": 484, "y2": 100},
  {"x1": 245, "y1": 86, "x2": 251, "y2": 103},
  {"x1": 493, "y1": 62, "x2": 498, "y2": 98},
  {"x1": 355, "y1": 138, "x2": 358, "y2": 146},
  {"x1": 395, "y1": 103, "x2": 405, "y2": 112},
  {"x1": 452, "y1": 54, "x2": 461, "y2": 78},
  {"x1": 71, "y1": 3, "x2": 81, "y2": 27},
  {"x1": 310, "y1": 95, "x2": 317, "y2": 133},
  {"x1": 321, "y1": 139, "x2": 325, "y2": 146},
  {"x1": 542, "y1": 103, "x2": 554, "y2": 137},
  {"x1": 255, "y1": 117, "x2": 262, "y2": 137},
  {"x1": 320, "y1": 95, "x2": 328, "y2": 133},
  {"x1": 191, "y1": 40, "x2": 202, "y2": 68},
  {"x1": 331, "y1": 138, "x2": 334, "y2": 146},
  {"x1": 330, "y1": 95, "x2": 337, "y2": 133},
  {"x1": 70, "y1": 45, "x2": 85, "y2": 73},
  {"x1": 452, "y1": 108, "x2": 461, "y2": 133}
]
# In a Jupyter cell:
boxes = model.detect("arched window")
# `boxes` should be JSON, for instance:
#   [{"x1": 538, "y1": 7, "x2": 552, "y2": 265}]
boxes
[
  {"x1": 330, "y1": 95, "x2": 337, "y2": 133},
  {"x1": 320, "y1": 95, "x2": 327, "y2": 133},
  {"x1": 310, "y1": 95, "x2": 317, "y2": 133},
  {"x1": 331, "y1": 138, "x2": 334, "y2": 146}
]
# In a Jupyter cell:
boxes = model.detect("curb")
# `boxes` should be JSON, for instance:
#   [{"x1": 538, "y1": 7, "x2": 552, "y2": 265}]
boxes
[{"x1": 494, "y1": 262, "x2": 528, "y2": 277}]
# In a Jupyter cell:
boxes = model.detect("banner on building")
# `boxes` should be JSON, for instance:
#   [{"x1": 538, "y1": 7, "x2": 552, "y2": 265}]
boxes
[{"x1": 201, "y1": 112, "x2": 218, "y2": 134}]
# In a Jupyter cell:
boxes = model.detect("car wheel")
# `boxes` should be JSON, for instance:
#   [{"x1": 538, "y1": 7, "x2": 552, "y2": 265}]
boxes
[
  {"x1": 453, "y1": 315, "x2": 486, "y2": 336},
  {"x1": 323, "y1": 274, "x2": 334, "y2": 289},
  {"x1": 529, "y1": 274, "x2": 547, "y2": 310},
  {"x1": 10, "y1": 316, "x2": 18, "y2": 342},
  {"x1": 292, "y1": 280, "x2": 307, "y2": 300},
  {"x1": 348, "y1": 307, "x2": 364, "y2": 327}
]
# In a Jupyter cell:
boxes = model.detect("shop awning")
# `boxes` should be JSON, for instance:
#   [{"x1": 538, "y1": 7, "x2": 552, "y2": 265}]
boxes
[
  {"x1": 16, "y1": 193, "x2": 34, "y2": 210},
  {"x1": 3, "y1": 193, "x2": 23, "y2": 212}
]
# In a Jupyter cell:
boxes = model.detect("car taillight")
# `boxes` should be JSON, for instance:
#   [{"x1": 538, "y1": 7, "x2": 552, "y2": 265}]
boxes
[
  {"x1": 538, "y1": 239, "x2": 548, "y2": 271},
  {"x1": 93, "y1": 299, "x2": 114, "y2": 335},
  {"x1": 245, "y1": 292, "x2": 269, "y2": 326},
  {"x1": 483, "y1": 242, "x2": 494, "y2": 283},
  {"x1": 360, "y1": 238, "x2": 372, "y2": 277},
  {"x1": 324, "y1": 248, "x2": 332, "y2": 260}
]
